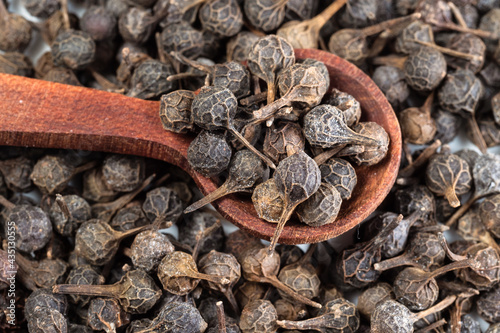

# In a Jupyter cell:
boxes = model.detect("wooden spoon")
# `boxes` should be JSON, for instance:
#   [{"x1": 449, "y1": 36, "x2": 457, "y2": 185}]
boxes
[{"x1": 0, "y1": 49, "x2": 401, "y2": 245}]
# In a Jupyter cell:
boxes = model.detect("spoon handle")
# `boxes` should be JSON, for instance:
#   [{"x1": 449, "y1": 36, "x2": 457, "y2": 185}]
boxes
[{"x1": 0, "y1": 73, "x2": 193, "y2": 170}]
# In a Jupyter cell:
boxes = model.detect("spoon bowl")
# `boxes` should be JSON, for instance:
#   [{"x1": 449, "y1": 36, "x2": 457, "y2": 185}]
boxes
[{"x1": 0, "y1": 49, "x2": 401, "y2": 244}]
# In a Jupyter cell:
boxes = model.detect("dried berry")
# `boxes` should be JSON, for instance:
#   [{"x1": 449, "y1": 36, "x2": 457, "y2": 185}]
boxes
[
  {"x1": 241, "y1": 245, "x2": 321, "y2": 308},
  {"x1": 54, "y1": 269, "x2": 162, "y2": 314},
  {"x1": 269, "y1": 151, "x2": 321, "y2": 254},
  {"x1": 159, "y1": 89, "x2": 195, "y2": 131},
  {"x1": 185, "y1": 149, "x2": 268, "y2": 213},
  {"x1": 479, "y1": 193, "x2": 500, "y2": 238},
  {"x1": 433, "y1": 108, "x2": 462, "y2": 144},
  {"x1": 31, "y1": 155, "x2": 93, "y2": 195},
  {"x1": 0, "y1": 1, "x2": 32, "y2": 52},
  {"x1": 319, "y1": 158, "x2": 357, "y2": 200},
  {"x1": 304, "y1": 105, "x2": 378, "y2": 149},
  {"x1": 244, "y1": 0, "x2": 288, "y2": 32},
  {"x1": 142, "y1": 186, "x2": 183, "y2": 223},
  {"x1": 81, "y1": 5, "x2": 117, "y2": 41},
  {"x1": 199, "y1": 0, "x2": 243, "y2": 37},
  {"x1": 239, "y1": 299, "x2": 278, "y2": 333},
  {"x1": 235, "y1": 281, "x2": 266, "y2": 309},
  {"x1": 64, "y1": 265, "x2": 105, "y2": 306},
  {"x1": 226, "y1": 31, "x2": 259, "y2": 62},
  {"x1": 425, "y1": 152, "x2": 472, "y2": 208},
  {"x1": 0, "y1": 156, "x2": 33, "y2": 192},
  {"x1": 87, "y1": 297, "x2": 130, "y2": 331},
  {"x1": 339, "y1": 122, "x2": 390, "y2": 166},
  {"x1": 323, "y1": 88, "x2": 361, "y2": 127},
  {"x1": 399, "y1": 92, "x2": 436, "y2": 145},
  {"x1": 477, "y1": 286, "x2": 500, "y2": 323},
  {"x1": 140, "y1": 301, "x2": 208, "y2": 333},
  {"x1": 198, "y1": 250, "x2": 241, "y2": 312},
  {"x1": 15, "y1": 253, "x2": 68, "y2": 289},
  {"x1": 252, "y1": 178, "x2": 285, "y2": 223},
  {"x1": 160, "y1": 21, "x2": 203, "y2": 59},
  {"x1": 170, "y1": 54, "x2": 251, "y2": 99},
  {"x1": 27, "y1": 307, "x2": 68, "y2": 333},
  {"x1": 247, "y1": 35, "x2": 295, "y2": 104},
  {"x1": 179, "y1": 210, "x2": 224, "y2": 254},
  {"x1": 438, "y1": 68, "x2": 485, "y2": 152},
  {"x1": 277, "y1": 0, "x2": 347, "y2": 49},
  {"x1": 371, "y1": 296, "x2": 456, "y2": 333},
  {"x1": 0, "y1": 196, "x2": 52, "y2": 253},
  {"x1": 357, "y1": 283, "x2": 395, "y2": 320},
  {"x1": 49, "y1": 194, "x2": 91, "y2": 236},
  {"x1": 0, "y1": 52, "x2": 33, "y2": 77},
  {"x1": 191, "y1": 85, "x2": 274, "y2": 168},
  {"x1": 333, "y1": 215, "x2": 401, "y2": 289},
  {"x1": 277, "y1": 298, "x2": 360, "y2": 333},
  {"x1": 25, "y1": 288, "x2": 68, "y2": 316},
  {"x1": 130, "y1": 229, "x2": 174, "y2": 273},
  {"x1": 374, "y1": 232, "x2": 445, "y2": 272},
  {"x1": 372, "y1": 66, "x2": 409, "y2": 111},
  {"x1": 263, "y1": 122, "x2": 305, "y2": 165},
  {"x1": 157, "y1": 251, "x2": 229, "y2": 295},
  {"x1": 296, "y1": 182, "x2": 342, "y2": 227},
  {"x1": 127, "y1": 59, "x2": 177, "y2": 99},
  {"x1": 51, "y1": 29, "x2": 96, "y2": 70},
  {"x1": 75, "y1": 219, "x2": 148, "y2": 266},
  {"x1": 187, "y1": 130, "x2": 232, "y2": 177},
  {"x1": 393, "y1": 258, "x2": 475, "y2": 311}
]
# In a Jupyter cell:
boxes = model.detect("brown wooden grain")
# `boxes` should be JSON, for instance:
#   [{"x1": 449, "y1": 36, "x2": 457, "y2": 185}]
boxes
[{"x1": 0, "y1": 49, "x2": 401, "y2": 244}]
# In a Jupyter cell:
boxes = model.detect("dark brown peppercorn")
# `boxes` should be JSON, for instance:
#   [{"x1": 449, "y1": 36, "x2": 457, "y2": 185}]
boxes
[
  {"x1": 239, "y1": 299, "x2": 278, "y2": 333},
  {"x1": 252, "y1": 178, "x2": 284, "y2": 223},
  {"x1": 87, "y1": 297, "x2": 130, "y2": 331},
  {"x1": 51, "y1": 29, "x2": 96, "y2": 70},
  {"x1": 127, "y1": 59, "x2": 177, "y2": 99},
  {"x1": 247, "y1": 35, "x2": 295, "y2": 104},
  {"x1": 199, "y1": 0, "x2": 243, "y2": 37},
  {"x1": 142, "y1": 186, "x2": 183, "y2": 223},
  {"x1": 102, "y1": 155, "x2": 145, "y2": 193},
  {"x1": 319, "y1": 158, "x2": 357, "y2": 200},
  {"x1": 357, "y1": 283, "x2": 395, "y2": 319},
  {"x1": 27, "y1": 307, "x2": 68, "y2": 333},
  {"x1": 269, "y1": 151, "x2": 321, "y2": 254},
  {"x1": 244, "y1": 0, "x2": 288, "y2": 32},
  {"x1": 159, "y1": 90, "x2": 195, "y2": 133},
  {"x1": 477, "y1": 286, "x2": 500, "y2": 323},
  {"x1": 24, "y1": 0, "x2": 60, "y2": 18},
  {"x1": 0, "y1": 156, "x2": 33, "y2": 192},
  {"x1": 296, "y1": 182, "x2": 342, "y2": 227},
  {"x1": 263, "y1": 122, "x2": 305, "y2": 165},
  {"x1": 81, "y1": 6, "x2": 116, "y2": 41},
  {"x1": 404, "y1": 47, "x2": 447, "y2": 92},
  {"x1": 118, "y1": 7, "x2": 154, "y2": 44},
  {"x1": 185, "y1": 149, "x2": 269, "y2": 213},
  {"x1": 130, "y1": 229, "x2": 174, "y2": 272},
  {"x1": 160, "y1": 21, "x2": 203, "y2": 59},
  {"x1": 54, "y1": 269, "x2": 162, "y2": 314},
  {"x1": 64, "y1": 265, "x2": 105, "y2": 306},
  {"x1": 0, "y1": 2, "x2": 32, "y2": 52},
  {"x1": 226, "y1": 31, "x2": 260, "y2": 62},
  {"x1": 425, "y1": 152, "x2": 472, "y2": 208},
  {"x1": 157, "y1": 251, "x2": 230, "y2": 295},
  {"x1": 140, "y1": 301, "x2": 208, "y2": 333},
  {"x1": 0, "y1": 52, "x2": 33, "y2": 77},
  {"x1": 187, "y1": 130, "x2": 232, "y2": 177},
  {"x1": 49, "y1": 194, "x2": 91, "y2": 236},
  {"x1": 277, "y1": 298, "x2": 360, "y2": 333},
  {"x1": 75, "y1": 219, "x2": 148, "y2": 266},
  {"x1": 303, "y1": 105, "x2": 378, "y2": 149},
  {"x1": 1, "y1": 199, "x2": 52, "y2": 253}
]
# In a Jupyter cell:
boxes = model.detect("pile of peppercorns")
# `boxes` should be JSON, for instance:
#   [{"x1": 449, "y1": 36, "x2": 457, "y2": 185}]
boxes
[{"x1": 2, "y1": 0, "x2": 500, "y2": 332}]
